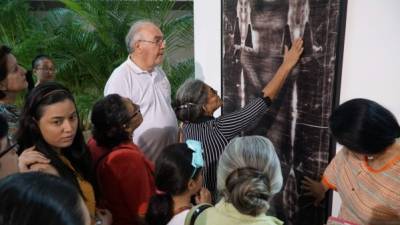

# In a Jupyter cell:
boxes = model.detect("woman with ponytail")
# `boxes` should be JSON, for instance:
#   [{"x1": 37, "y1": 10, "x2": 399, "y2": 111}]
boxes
[
  {"x1": 146, "y1": 141, "x2": 211, "y2": 225},
  {"x1": 185, "y1": 136, "x2": 283, "y2": 225}
]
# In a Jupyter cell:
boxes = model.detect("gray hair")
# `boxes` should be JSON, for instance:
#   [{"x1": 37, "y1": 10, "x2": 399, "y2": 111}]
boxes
[
  {"x1": 125, "y1": 20, "x2": 157, "y2": 53},
  {"x1": 174, "y1": 79, "x2": 209, "y2": 122},
  {"x1": 217, "y1": 136, "x2": 283, "y2": 216}
]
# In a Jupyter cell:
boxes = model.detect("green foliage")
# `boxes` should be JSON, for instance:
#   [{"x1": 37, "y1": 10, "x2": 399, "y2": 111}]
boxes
[
  {"x1": 0, "y1": 0, "x2": 194, "y2": 128},
  {"x1": 168, "y1": 58, "x2": 195, "y2": 98}
]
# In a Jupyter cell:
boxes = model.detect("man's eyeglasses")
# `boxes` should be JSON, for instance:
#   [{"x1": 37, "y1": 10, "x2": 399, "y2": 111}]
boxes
[
  {"x1": 0, "y1": 138, "x2": 18, "y2": 159},
  {"x1": 138, "y1": 38, "x2": 165, "y2": 46}
]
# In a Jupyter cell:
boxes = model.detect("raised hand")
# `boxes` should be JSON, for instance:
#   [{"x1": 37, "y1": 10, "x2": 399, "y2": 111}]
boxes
[
  {"x1": 18, "y1": 146, "x2": 50, "y2": 172},
  {"x1": 195, "y1": 187, "x2": 212, "y2": 204},
  {"x1": 283, "y1": 38, "x2": 304, "y2": 69}
]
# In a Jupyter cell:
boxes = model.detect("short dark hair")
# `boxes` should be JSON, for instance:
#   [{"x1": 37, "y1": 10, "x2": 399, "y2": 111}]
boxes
[
  {"x1": 0, "y1": 172, "x2": 86, "y2": 225},
  {"x1": 26, "y1": 54, "x2": 53, "y2": 91},
  {"x1": 91, "y1": 94, "x2": 133, "y2": 149},
  {"x1": 329, "y1": 98, "x2": 400, "y2": 154},
  {"x1": 0, "y1": 114, "x2": 8, "y2": 140},
  {"x1": 0, "y1": 45, "x2": 12, "y2": 99},
  {"x1": 155, "y1": 143, "x2": 201, "y2": 195},
  {"x1": 146, "y1": 143, "x2": 201, "y2": 225},
  {"x1": 32, "y1": 54, "x2": 52, "y2": 69}
]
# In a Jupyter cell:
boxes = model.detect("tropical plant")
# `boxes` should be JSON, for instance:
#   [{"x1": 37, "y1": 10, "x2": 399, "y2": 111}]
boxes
[
  {"x1": 0, "y1": 0, "x2": 48, "y2": 67},
  {"x1": 0, "y1": 0, "x2": 194, "y2": 128},
  {"x1": 49, "y1": 0, "x2": 194, "y2": 88}
]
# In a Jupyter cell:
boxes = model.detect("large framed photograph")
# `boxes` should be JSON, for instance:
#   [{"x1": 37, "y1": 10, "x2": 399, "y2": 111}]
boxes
[{"x1": 221, "y1": 0, "x2": 347, "y2": 225}]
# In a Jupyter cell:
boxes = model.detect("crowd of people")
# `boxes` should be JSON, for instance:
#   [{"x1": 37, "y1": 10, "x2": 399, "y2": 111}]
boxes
[{"x1": 0, "y1": 19, "x2": 399, "y2": 225}]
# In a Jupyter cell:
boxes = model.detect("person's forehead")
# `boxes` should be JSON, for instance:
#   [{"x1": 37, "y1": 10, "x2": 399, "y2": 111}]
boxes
[
  {"x1": 122, "y1": 97, "x2": 138, "y2": 110},
  {"x1": 38, "y1": 58, "x2": 54, "y2": 66},
  {"x1": 40, "y1": 99, "x2": 76, "y2": 118},
  {"x1": 6, "y1": 54, "x2": 17, "y2": 70}
]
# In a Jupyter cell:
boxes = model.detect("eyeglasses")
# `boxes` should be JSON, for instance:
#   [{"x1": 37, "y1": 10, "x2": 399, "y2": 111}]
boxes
[
  {"x1": 36, "y1": 67, "x2": 56, "y2": 73},
  {"x1": 122, "y1": 106, "x2": 141, "y2": 125},
  {"x1": 0, "y1": 138, "x2": 18, "y2": 159},
  {"x1": 138, "y1": 38, "x2": 166, "y2": 46}
]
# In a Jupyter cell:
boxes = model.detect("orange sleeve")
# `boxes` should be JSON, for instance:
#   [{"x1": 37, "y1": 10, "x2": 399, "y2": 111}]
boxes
[
  {"x1": 322, "y1": 176, "x2": 337, "y2": 191},
  {"x1": 322, "y1": 150, "x2": 343, "y2": 191}
]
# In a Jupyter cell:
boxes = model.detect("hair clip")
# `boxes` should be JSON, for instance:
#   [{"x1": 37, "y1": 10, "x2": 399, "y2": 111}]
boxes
[
  {"x1": 178, "y1": 102, "x2": 197, "y2": 109},
  {"x1": 186, "y1": 139, "x2": 203, "y2": 178}
]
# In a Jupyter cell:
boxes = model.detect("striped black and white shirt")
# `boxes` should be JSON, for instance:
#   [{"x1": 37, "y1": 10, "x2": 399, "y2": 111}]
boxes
[{"x1": 181, "y1": 97, "x2": 271, "y2": 200}]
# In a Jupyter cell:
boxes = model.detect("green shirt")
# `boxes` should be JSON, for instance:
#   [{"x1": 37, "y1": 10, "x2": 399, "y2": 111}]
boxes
[{"x1": 185, "y1": 199, "x2": 283, "y2": 225}]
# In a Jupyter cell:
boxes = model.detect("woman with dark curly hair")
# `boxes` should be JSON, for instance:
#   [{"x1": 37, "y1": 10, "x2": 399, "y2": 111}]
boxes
[{"x1": 88, "y1": 94, "x2": 156, "y2": 225}]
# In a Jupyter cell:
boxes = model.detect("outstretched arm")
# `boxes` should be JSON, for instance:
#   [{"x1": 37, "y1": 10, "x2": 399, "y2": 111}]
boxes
[{"x1": 262, "y1": 38, "x2": 304, "y2": 100}]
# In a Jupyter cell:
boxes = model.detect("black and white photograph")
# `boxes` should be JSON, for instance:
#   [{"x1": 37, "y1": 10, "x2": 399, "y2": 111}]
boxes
[{"x1": 222, "y1": 0, "x2": 347, "y2": 224}]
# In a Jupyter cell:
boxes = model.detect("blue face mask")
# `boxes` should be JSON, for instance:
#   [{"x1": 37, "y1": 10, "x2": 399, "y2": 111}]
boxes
[{"x1": 186, "y1": 139, "x2": 204, "y2": 178}]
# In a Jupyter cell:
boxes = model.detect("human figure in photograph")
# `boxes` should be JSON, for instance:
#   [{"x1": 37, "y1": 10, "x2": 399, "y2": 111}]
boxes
[{"x1": 222, "y1": 0, "x2": 343, "y2": 224}]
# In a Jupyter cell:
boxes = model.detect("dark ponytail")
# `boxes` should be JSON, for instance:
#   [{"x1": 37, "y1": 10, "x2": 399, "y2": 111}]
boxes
[
  {"x1": 145, "y1": 143, "x2": 201, "y2": 225},
  {"x1": 145, "y1": 193, "x2": 173, "y2": 225},
  {"x1": 25, "y1": 70, "x2": 35, "y2": 91}
]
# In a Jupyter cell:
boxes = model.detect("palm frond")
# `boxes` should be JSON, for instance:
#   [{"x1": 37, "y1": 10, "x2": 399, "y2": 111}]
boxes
[{"x1": 1, "y1": 0, "x2": 193, "y2": 128}]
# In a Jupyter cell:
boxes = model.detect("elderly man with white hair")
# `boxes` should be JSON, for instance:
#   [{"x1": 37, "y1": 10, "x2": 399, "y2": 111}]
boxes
[{"x1": 104, "y1": 20, "x2": 178, "y2": 161}]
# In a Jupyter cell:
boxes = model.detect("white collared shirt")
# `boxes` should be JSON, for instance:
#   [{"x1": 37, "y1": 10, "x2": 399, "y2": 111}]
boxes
[{"x1": 104, "y1": 57, "x2": 178, "y2": 161}]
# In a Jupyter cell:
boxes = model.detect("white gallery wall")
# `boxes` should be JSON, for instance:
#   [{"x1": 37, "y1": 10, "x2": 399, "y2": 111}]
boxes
[{"x1": 194, "y1": 0, "x2": 400, "y2": 216}]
